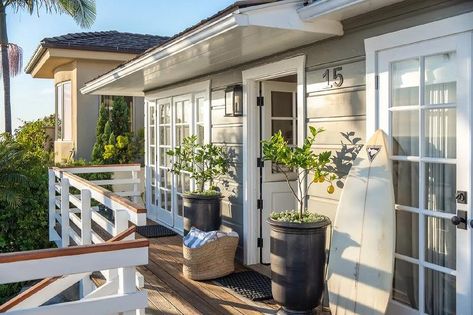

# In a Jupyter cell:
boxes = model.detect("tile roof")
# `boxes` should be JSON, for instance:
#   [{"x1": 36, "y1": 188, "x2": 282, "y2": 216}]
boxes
[{"x1": 41, "y1": 31, "x2": 169, "y2": 54}]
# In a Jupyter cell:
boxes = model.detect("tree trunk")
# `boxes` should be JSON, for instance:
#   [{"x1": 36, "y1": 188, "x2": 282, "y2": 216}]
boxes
[{"x1": 0, "y1": 1, "x2": 11, "y2": 134}]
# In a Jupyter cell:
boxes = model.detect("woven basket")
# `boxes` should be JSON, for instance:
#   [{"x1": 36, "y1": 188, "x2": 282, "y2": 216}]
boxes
[{"x1": 183, "y1": 235, "x2": 239, "y2": 280}]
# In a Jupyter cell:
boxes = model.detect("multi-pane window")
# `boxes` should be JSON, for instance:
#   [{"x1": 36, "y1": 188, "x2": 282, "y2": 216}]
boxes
[
  {"x1": 56, "y1": 81, "x2": 72, "y2": 140},
  {"x1": 147, "y1": 91, "x2": 208, "y2": 228},
  {"x1": 390, "y1": 52, "x2": 457, "y2": 315}
]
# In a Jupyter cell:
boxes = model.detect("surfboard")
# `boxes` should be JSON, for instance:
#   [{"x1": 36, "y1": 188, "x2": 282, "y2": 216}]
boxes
[{"x1": 327, "y1": 129, "x2": 395, "y2": 315}]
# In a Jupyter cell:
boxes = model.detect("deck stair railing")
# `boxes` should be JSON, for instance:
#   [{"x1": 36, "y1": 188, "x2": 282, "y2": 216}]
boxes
[{"x1": 0, "y1": 164, "x2": 149, "y2": 314}]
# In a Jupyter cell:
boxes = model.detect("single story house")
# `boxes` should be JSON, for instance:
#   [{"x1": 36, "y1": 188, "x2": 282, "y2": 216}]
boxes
[
  {"x1": 82, "y1": 0, "x2": 473, "y2": 314},
  {"x1": 25, "y1": 31, "x2": 167, "y2": 162}
]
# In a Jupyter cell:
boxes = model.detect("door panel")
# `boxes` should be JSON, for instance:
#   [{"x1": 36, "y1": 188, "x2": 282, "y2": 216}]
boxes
[
  {"x1": 261, "y1": 81, "x2": 298, "y2": 263},
  {"x1": 378, "y1": 34, "x2": 470, "y2": 315}
]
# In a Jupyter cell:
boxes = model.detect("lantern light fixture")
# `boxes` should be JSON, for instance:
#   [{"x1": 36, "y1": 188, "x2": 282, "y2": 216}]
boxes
[{"x1": 225, "y1": 85, "x2": 243, "y2": 117}]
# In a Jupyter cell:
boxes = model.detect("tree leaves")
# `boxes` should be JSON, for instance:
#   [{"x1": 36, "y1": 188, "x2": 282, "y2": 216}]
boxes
[{"x1": 167, "y1": 135, "x2": 229, "y2": 193}]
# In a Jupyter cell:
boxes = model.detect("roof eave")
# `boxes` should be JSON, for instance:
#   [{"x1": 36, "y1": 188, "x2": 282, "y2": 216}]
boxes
[
  {"x1": 81, "y1": 10, "x2": 242, "y2": 95},
  {"x1": 25, "y1": 44, "x2": 47, "y2": 74}
]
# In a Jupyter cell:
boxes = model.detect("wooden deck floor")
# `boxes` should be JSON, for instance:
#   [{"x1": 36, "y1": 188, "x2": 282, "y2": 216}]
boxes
[{"x1": 139, "y1": 235, "x2": 279, "y2": 315}]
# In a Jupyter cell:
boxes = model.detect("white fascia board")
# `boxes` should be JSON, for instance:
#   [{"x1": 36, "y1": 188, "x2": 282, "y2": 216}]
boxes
[
  {"x1": 81, "y1": 0, "x2": 343, "y2": 96},
  {"x1": 81, "y1": 12, "x2": 240, "y2": 95}
]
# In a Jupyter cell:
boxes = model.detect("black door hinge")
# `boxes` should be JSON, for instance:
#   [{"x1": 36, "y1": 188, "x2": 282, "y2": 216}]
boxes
[
  {"x1": 257, "y1": 158, "x2": 264, "y2": 168},
  {"x1": 257, "y1": 199, "x2": 263, "y2": 210},
  {"x1": 375, "y1": 75, "x2": 379, "y2": 90},
  {"x1": 257, "y1": 237, "x2": 263, "y2": 248},
  {"x1": 257, "y1": 96, "x2": 264, "y2": 106}
]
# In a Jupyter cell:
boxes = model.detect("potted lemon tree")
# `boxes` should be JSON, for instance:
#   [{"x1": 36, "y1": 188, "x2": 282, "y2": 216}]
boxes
[
  {"x1": 262, "y1": 126, "x2": 336, "y2": 315},
  {"x1": 167, "y1": 135, "x2": 229, "y2": 234}
]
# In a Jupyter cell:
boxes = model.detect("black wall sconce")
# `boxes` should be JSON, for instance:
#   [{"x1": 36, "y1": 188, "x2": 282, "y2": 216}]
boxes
[{"x1": 225, "y1": 84, "x2": 243, "y2": 116}]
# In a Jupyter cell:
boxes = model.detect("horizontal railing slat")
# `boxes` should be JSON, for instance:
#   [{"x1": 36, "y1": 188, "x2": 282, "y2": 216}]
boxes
[
  {"x1": 5, "y1": 291, "x2": 147, "y2": 315},
  {"x1": 90, "y1": 212, "x2": 114, "y2": 236},
  {"x1": 91, "y1": 178, "x2": 140, "y2": 186}
]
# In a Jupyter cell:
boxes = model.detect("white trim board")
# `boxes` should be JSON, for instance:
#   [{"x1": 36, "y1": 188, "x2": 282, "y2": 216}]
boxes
[
  {"x1": 241, "y1": 55, "x2": 306, "y2": 265},
  {"x1": 365, "y1": 11, "x2": 473, "y2": 138}
]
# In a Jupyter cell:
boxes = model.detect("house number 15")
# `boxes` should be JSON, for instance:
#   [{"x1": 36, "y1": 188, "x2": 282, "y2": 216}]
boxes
[{"x1": 322, "y1": 66, "x2": 344, "y2": 88}]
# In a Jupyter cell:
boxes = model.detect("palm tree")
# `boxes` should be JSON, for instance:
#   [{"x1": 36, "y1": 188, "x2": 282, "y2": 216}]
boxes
[{"x1": 0, "y1": 0, "x2": 96, "y2": 133}]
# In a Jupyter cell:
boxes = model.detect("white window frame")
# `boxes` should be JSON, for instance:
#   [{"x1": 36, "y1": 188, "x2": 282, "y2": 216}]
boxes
[
  {"x1": 145, "y1": 80, "x2": 211, "y2": 232},
  {"x1": 365, "y1": 12, "x2": 473, "y2": 315},
  {"x1": 56, "y1": 81, "x2": 72, "y2": 141}
]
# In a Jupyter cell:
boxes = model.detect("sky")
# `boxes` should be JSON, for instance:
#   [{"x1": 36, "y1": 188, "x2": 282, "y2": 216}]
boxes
[{"x1": 3, "y1": 0, "x2": 235, "y2": 131}]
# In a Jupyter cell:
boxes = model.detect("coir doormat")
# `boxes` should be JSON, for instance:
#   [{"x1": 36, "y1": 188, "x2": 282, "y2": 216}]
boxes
[{"x1": 214, "y1": 271, "x2": 272, "y2": 301}]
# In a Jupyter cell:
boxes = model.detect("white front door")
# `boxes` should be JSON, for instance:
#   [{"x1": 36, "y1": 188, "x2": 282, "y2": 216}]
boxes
[
  {"x1": 377, "y1": 33, "x2": 471, "y2": 315},
  {"x1": 261, "y1": 81, "x2": 298, "y2": 263}
]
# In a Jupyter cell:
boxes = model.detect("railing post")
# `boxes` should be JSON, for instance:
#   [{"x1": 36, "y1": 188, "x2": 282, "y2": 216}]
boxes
[
  {"x1": 118, "y1": 266, "x2": 138, "y2": 315},
  {"x1": 60, "y1": 178, "x2": 70, "y2": 248},
  {"x1": 48, "y1": 169, "x2": 56, "y2": 242},
  {"x1": 114, "y1": 210, "x2": 129, "y2": 236},
  {"x1": 80, "y1": 189, "x2": 92, "y2": 245},
  {"x1": 132, "y1": 169, "x2": 140, "y2": 204}
]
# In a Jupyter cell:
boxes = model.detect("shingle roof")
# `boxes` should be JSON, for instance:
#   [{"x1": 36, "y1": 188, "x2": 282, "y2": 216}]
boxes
[{"x1": 41, "y1": 31, "x2": 169, "y2": 54}]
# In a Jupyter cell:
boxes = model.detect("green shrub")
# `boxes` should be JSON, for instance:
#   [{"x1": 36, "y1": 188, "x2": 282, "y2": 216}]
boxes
[{"x1": 92, "y1": 98, "x2": 143, "y2": 164}]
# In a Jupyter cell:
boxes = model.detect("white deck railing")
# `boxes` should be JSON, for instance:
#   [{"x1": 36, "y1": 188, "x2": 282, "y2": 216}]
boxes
[
  {"x1": 49, "y1": 164, "x2": 146, "y2": 247},
  {"x1": 0, "y1": 164, "x2": 149, "y2": 314},
  {"x1": 0, "y1": 233, "x2": 148, "y2": 315}
]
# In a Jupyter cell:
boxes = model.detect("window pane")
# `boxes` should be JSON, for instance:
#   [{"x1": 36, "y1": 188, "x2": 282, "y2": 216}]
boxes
[
  {"x1": 425, "y1": 163, "x2": 456, "y2": 214},
  {"x1": 149, "y1": 105, "x2": 155, "y2": 125},
  {"x1": 396, "y1": 211, "x2": 419, "y2": 258},
  {"x1": 148, "y1": 146, "x2": 155, "y2": 166},
  {"x1": 183, "y1": 100, "x2": 191, "y2": 123},
  {"x1": 393, "y1": 258, "x2": 419, "y2": 310},
  {"x1": 196, "y1": 97, "x2": 205, "y2": 122},
  {"x1": 272, "y1": 120, "x2": 294, "y2": 144},
  {"x1": 424, "y1": 52, "x2": 456, "y2": 105},
  {"x1": 159, "y1": 103, "x2": 170, "y2": 124},
  {"x1": 424, "y1": 268, "x2": 456, "y2": 315},
  {"x1": 393, "y1": 161, "x2": 419, "y2": 208},
  {"x1": 425, "y1": 216, "x2": 456, "y2": 269},
  {"x1": 392, "y1": 110, "x2": 419, "y2": 156},
  {"x1": 271, "y1": 91, "x2": 293, "y2": 117},
  {"x1": 424, "y1": 108, "x2": 456, "y2": 159},
  {"x1": 197, "y1": 124, "x2": 205, "y2": 144},
  {"x1": 159, "y1": 126, "x2": 170, "y2": 145},
  {"x1": 149, "y1": 126, "x2": 155, "y2": 145},
  {"x1": 392, "y1": 58, "x2": 419, "y2": 107},
  {"x1": 57, "y1": 85, "x2": 63, "y2": 140},
  {"x1": 177, "y1": 195, "x2": 183, "y2": 217}
]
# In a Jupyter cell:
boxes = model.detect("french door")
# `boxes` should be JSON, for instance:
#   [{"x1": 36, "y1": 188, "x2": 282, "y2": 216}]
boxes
[
  {"x1": 378, "y1": 33, "x2": 471, "y2": 315},
  {"x1": 146, "y1": 91, "x2": 208, "y2": 232}
]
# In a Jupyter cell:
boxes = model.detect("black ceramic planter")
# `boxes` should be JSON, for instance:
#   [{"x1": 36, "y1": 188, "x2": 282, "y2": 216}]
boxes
[
  {"x1": 183, "y1": 194, "x2": 222, "y2": 235},
  {"x1": 267, "y1": 217, "x2": 331, "y2": 315}
]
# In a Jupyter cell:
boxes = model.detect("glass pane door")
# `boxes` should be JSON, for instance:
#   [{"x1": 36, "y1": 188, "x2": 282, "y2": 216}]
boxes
[
  {"x1": 156, "y1": 98, "x2": 173, "y2": 226},
  {"x1": 378, "y1": 34, "x2": 471, "y2": 315},
  {"x1": 147, "y1": 101, "x2": 158, "y2": 219}
]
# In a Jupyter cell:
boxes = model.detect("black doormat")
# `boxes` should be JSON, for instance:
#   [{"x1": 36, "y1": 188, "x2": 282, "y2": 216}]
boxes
[
  {"x1": 214, "y1": 271, "x2": 272, "y2": 301},
  {"x1": 136, "y1": 224, "x2": 177, "y2": 238}
]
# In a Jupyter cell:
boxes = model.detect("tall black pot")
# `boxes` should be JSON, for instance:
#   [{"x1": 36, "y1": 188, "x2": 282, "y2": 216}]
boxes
[
  {"x1": 183, "y1": 194, "x2": 222, "y2": 235},
  {"x1": 267, "y1": 217, "x2": 331, "y2": 315}
]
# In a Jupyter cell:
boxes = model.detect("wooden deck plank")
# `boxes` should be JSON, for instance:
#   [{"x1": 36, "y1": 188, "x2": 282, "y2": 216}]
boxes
[
  {"x1": 143, "y1": 235, "x2": 279, "y2": 314},
  {"x1": 152, "y1": 238, "x2": 272, "y2": 315}
]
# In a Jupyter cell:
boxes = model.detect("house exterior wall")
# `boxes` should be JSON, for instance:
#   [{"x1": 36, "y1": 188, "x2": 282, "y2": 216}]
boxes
[
  {"x1": 52, "y1": 59, "x2": 146, "y2": 163},
  {"x1": 144, "y1": 0, "x2": 473, "y2": 258}
]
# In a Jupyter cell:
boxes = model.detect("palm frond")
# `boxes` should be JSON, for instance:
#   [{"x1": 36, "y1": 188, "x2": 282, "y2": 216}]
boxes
[
  {"x1": 7, "y1": 0, "x2": 96, "y2": 28},
  {"x1": 0, "y1": 43, "x2": 22, "y2": 77}
]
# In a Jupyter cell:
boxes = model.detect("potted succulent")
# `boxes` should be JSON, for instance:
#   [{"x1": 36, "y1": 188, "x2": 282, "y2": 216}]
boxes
[
  {"x1": 167, "y1": 135, "x2": 229, "y2": 235},
  {"x1": 262, "y1": 126, "x2": 336, "y2": 315}
]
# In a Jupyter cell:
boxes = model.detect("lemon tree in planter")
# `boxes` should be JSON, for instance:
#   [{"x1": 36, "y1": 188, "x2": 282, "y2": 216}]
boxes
[
  {"x1": 167, "y1": 135, "x2": 229, "y2": 233},
  {"x1": 262, "y1": 126, "x2": 336, "y2": 315}
]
